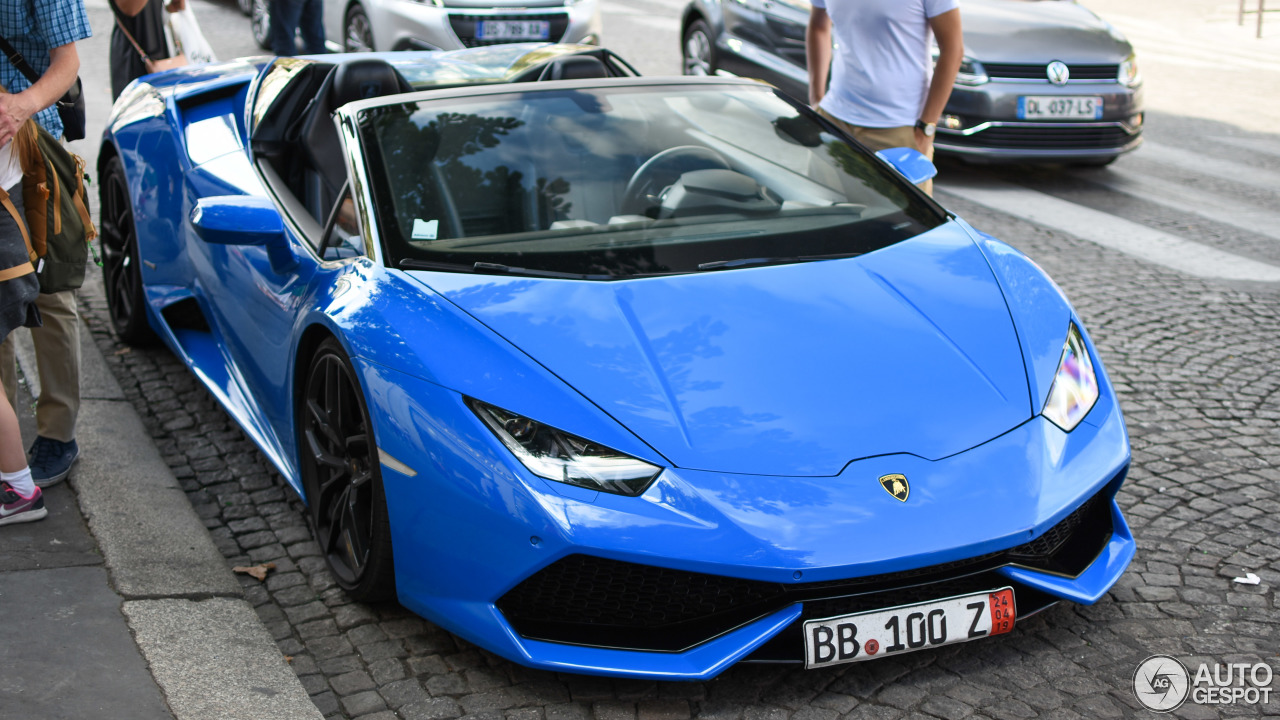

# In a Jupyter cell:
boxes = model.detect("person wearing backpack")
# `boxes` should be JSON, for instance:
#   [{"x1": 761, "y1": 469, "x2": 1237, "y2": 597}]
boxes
[
  {"x1": 0, "y1": 93, "x2": 47, "y2": 526},
  {"x1": 0, "y1": 0, "x2": 92, "y2": 489}
]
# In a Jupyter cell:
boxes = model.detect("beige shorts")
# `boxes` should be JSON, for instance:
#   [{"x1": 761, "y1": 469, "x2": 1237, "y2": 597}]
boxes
[{"x1": 817, "y1": 108, "x2": 935, "y2": 196}]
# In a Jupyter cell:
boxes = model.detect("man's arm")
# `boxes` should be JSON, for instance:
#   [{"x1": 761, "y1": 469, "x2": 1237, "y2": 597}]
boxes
[
  {"x1": 805, "y1": 5, "x2": 832, "y2": 107},
  {"x1": 916, "y1": 7, "x2": 962, "y2": 151},
  {"x1": 0, "y1": 41, "x2": 80, "y2": 145}
]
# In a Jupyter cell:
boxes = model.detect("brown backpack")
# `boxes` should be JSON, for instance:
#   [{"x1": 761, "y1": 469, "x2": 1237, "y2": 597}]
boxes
[{"x1": 0, "y1": 124, "x2": 97, "y2": 291}]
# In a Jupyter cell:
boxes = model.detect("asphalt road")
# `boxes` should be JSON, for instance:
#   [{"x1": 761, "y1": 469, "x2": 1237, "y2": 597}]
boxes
[{"x1": 65, "y1": 1, "x2": 1280, "y2": 718}]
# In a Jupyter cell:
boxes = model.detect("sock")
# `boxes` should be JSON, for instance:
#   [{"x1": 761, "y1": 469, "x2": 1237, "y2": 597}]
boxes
[{"x1": 2, "y1": 467, "x2": 36, "y2": 498}]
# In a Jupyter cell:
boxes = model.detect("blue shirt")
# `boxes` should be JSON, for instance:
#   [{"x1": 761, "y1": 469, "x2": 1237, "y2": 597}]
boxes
[
  {"x1": 812, "y1": 0, "x2": 958, "y2": 128},
  {"x1": 0, "y1": 0, "x2": 93, "y2": 138}
]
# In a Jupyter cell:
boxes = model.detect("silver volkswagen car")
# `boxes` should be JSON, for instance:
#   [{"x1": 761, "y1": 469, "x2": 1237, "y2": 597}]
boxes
[
  {"x1": 254, "y1": 0, "x2": 603, "y2": 54},
  {"x1": 680, "y1": 0, "x2": 1144, "y2": 164}
]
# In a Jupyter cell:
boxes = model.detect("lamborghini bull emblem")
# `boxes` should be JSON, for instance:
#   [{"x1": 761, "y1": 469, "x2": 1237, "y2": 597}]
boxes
[{"x1": 879, "y1": 474, "x2": 910, "y2": 502}]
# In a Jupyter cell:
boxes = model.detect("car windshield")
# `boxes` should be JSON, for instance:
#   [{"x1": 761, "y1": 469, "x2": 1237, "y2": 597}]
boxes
[{"x1": 357, "y1": 83, "x2": 945, "y2": 279}]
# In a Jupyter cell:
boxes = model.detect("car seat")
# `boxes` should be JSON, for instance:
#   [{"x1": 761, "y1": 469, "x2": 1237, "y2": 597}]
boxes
[
  {"x1": 536, "y1": 55, "x2": 609, "y2": 81},
  {"x1": 297, "y1": 59, "x2": 413, "y2": 225}
]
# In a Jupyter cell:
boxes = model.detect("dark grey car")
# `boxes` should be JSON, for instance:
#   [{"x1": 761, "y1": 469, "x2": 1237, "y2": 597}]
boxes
[{"x1": 680, "y1": 0, "x2": 1144, "y2": 164}]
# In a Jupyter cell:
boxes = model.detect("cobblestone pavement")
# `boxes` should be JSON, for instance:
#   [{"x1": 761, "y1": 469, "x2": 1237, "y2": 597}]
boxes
[{"x1": 76, "y1": 179, "x2": 1279, "y2": 720}]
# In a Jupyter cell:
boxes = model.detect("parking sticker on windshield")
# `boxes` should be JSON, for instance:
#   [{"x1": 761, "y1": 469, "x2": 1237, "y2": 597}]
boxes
[{"x1": 412, "y1": 218, "x2": 439, "y2": 241}]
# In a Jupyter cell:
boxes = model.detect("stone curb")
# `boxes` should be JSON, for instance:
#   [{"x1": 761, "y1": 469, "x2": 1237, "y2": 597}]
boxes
[{"x1": 15, "y1": 309, "x2": 323, "y2": 720}]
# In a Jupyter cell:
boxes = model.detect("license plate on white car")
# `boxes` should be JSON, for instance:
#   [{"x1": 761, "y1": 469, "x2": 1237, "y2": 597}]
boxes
[
  {"x1": 476, "y1": 20, "x2": 551, "y2": 41},
  {"x1": 804, "y1": 587, "x2": 1015, "y2": 668},
  {"x1": 1018, "y1": 96, "x2": 1103, "y2": 120}
]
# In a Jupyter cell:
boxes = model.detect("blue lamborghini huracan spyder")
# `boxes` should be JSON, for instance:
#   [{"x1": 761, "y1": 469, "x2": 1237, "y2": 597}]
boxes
[{"x1": 98, "y1": 44, "x2": 1133, "y2": 679}]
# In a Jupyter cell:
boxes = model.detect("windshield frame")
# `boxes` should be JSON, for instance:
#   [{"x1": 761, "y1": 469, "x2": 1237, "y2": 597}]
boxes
[{"x1": 339, "y1": 76, "x2": 950, "y2": 280}]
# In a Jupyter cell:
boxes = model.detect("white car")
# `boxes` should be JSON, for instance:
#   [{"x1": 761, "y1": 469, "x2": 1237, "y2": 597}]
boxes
[
  {"x1": 328, "y1": 0, "x2": 601, "y2": 52},
  {"x1": 253, "y1": 0, "x2": 601, "y2": 53}
]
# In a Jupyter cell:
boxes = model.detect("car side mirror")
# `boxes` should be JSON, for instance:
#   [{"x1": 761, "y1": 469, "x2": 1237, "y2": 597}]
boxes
[
  {"x1": 191, "y1": 195, "x2": 297, "y2": 272},
  {"x1": 875, "y1": 147, "x2": 939, "y2": 186}
]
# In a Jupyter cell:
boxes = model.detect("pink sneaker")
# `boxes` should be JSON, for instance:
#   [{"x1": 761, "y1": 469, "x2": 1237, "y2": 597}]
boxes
[{"x1": 0, "y1": 482, "x2": 47, "y2": 526}]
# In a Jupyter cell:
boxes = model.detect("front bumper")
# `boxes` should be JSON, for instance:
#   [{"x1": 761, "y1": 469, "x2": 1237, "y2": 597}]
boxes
[
  {"x1": 370, "y1": 360, "x2": 1133, "y2": 679},
  {"x1": 370, "y1": 0, "x2": 602, "y2": 51},
  {"x1": 935, "y1": 81, "x2": 1144, "y2": 163},
  {"x1": 501, "y1": 482, "x2": 1132, "y2": 662}
]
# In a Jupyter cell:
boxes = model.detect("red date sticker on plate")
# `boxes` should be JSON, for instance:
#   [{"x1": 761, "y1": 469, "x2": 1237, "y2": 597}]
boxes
[{"x1": 989, "y1": 588, "x2": 1015, "y2": 635}]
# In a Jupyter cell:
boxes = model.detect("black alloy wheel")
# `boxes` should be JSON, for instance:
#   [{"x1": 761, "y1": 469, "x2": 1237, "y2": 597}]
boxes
[
  {"x1": 344, "y1": 5, "x2": 375, "y2": 52},
  {"x1": 682, "y1": 19, "x2": 717, "y2": 77},
  {"x1": 252, "y1": 0, "x2": 271, "y2": 50},
  {"x1": 99, "y1": 156, "x2": 157, "y2": 345},
  {"x1": 299, "y1": 338, "x2": 395, "y2": 602}
]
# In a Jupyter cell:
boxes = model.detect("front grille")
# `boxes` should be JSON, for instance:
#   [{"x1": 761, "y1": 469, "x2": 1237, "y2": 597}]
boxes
[
  {"x1": 502, "y1": 554, "x2": 782, "y2": 628},
  {"x1": 498, "y1": 490, "x2": 1115, "y2": 652},
  {"x1": 943, "y1": 124, "x2": 1136, "y2": 151},
  {"x1": 984, "y1": 63, "x2": 1119, "y2": 81},
  {"x1": 448, "y1": 13, "x2": 569, "y2": 47}
]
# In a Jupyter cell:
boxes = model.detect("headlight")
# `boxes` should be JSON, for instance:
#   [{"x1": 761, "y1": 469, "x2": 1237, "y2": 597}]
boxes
[
  {"x1": 1118, "y1": 54, "x2": 1141, "y2": 87},
  {"x1": 467, "y1": 398, "x2": 662, "y2": 496},
  {"x1": 933, "y1": 48, "x2": 987, "y2": 85},
  {"x1": 954, "y1": 57, "x2": 988, "y2": 86},
  {"x1": 1041, "y1": 323, "x2": 1099, "y2": 432}
]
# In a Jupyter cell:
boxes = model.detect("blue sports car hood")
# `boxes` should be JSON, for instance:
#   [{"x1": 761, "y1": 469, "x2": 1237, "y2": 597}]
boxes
[{"x1": 418, "y1": 223, "x2": 1032, "y2": 476}]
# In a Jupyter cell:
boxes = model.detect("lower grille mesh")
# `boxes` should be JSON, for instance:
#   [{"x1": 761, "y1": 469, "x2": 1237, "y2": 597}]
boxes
[
  {"x1": 498, "y1": 490, "x2": 1114, "y2": 652},
  {"x1": 943, "y1": 125, "x2": 1135, "y2": 150}
]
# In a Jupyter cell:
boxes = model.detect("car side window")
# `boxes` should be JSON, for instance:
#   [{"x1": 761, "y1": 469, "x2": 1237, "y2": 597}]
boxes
[{"x1": 320, "y1": 183, "x2": 365, "y2": 260}]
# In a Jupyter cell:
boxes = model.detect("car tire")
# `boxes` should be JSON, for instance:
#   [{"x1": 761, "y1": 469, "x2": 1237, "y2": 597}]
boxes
[
  {"x1": 237, "y1": 0, "x2": 252, "y2": 16},
  {"x1": 682, "y1": 18, "x2": 717, "y2": 77},
  {"x1": 344, "y1": 5, "x2": 375, "y2": 52},
  {"x1": 252, "y1": 0, "x2": 271, "y2": 50},
  {"x1": 299, "y1": 338, "x2": 396, "y2": 603},
  {"x1": 100, "y1": 156, "x2": 158, "y2": 346}
]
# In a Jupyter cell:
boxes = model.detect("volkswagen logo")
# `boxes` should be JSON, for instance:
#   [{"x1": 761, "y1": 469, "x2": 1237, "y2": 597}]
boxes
[{"x1": 1046, "y1": 61, "x2": 1070, "y2": 85}]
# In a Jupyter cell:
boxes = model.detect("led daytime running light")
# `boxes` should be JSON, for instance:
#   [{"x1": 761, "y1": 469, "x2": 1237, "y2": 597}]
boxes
[
  {"x1": 1042, "y1": 323, "x2": 1099, "y2": 432},
  {"x1": 467, "y1": 398, "x2": 661, "y2": 496}
]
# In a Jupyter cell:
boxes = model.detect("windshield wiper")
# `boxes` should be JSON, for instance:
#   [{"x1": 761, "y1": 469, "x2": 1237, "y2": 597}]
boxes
[
  {"x1": 696, "y1": 253, "x2": 862, "y2": 271},
  {"x1": 398, "y1": 258, "x2": 477, "y2": 272},
  {"x1": 472, "y1": 262, "x2": 614, "y2": 280},
  {"x1": 399, "y1": 258, "x2": 606, "y2": 279}
]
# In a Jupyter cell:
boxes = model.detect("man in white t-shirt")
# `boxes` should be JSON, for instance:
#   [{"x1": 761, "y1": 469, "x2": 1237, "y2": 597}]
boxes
[{"x1": 806, "y1": 0, "x2": 963, "y2": 195}]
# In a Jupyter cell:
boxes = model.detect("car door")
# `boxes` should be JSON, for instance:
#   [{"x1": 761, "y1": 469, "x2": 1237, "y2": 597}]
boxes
[
  {"x1": 756, "y1": 0, "x2": 810, "y2": 98},
  {"x1": 189, "y1": 154, "x2": 367, "y2": 466},
  {"x1": 718, "y1": 0, "x2": 811, "y2": 101}
]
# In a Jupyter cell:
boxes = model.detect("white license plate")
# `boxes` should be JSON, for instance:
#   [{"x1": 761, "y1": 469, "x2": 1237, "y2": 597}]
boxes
[
  {"x1": 804, "y1": 587, "x2": 1015, "y2": 668},
  {"x1": 476, "y1": 20, "x2": 550, "y2": 41},
  {"x1": 1018, "y1": 96, "x2": 1103, "y2": 120}
]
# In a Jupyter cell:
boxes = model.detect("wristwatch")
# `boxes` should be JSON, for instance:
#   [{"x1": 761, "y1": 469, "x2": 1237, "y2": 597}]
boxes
[{"x1": 915, "y1": 119, "x2": 937, "y2": 137}]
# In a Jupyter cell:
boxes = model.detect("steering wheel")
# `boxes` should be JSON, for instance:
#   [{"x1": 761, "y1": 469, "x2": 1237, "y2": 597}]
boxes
[{"x1": 620, "y1": 146, "x2": 730, "y2": 216}]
